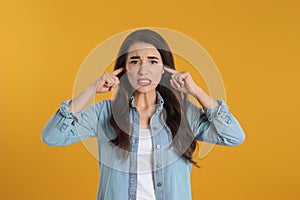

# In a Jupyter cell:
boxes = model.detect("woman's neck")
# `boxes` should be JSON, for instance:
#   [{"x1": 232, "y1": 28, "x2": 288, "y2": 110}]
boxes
[{"x1": 132, "y1": 90, "x2": 157, "y2": 110}]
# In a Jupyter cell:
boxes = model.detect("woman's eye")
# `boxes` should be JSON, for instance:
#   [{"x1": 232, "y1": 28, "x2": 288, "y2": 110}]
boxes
[
  {"x1": 130, "y1": 60, "x2": 138, "y2": 64},
  {"x1": 150, "y1": 60, "x2": 158, "y2": 64}
]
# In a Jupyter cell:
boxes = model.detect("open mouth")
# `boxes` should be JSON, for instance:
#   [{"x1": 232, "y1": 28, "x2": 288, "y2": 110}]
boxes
[{"x1": 137, "y1": 79, "x2": 152, "y2": 86}]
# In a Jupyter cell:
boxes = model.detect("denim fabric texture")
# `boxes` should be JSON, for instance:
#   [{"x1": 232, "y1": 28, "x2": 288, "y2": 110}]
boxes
[{"x1": 42, "y1": 92, "x2": 245, "y2": 200}]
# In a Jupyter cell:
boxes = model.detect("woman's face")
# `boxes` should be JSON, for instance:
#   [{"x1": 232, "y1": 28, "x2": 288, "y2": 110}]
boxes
[{"x1": 125, "y1": 42, "x2": 164, "y2": 94}]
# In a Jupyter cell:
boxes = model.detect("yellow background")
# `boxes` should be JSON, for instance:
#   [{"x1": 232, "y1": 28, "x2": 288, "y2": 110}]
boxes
[{"x1": 1, "y1": 0, "x2": 299, "y2": 199}]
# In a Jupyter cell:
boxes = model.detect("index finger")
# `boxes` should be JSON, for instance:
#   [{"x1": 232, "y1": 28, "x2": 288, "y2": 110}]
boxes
[
  {"x1": 112, "y1": 68, "x2": 124, "y2": 76},
  {"x1": 164, "y1": 66, "x2": 178, "y2": 74}
]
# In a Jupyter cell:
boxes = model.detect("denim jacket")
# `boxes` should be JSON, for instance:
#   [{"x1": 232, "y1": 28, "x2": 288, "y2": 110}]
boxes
[{"x1": 41, "y1": 92, "x2": 245, "y2": 200}]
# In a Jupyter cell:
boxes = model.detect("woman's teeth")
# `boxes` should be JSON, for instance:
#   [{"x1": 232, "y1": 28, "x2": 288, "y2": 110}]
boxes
[
  {"x1": 138, "y1": 80, "x2": 151, "y2": 83},
  {"x1": 137, "y1": 79, "x2": 151, "y2": 86}
]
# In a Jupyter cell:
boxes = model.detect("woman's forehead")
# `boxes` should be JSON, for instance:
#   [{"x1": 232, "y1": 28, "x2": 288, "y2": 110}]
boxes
[{"x1": 127, "y1": 42, "x2": 158, "y2": 52}]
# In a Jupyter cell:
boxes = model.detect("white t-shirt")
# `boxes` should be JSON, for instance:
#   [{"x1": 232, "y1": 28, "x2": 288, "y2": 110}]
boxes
[{"x1": 136, "y1": 128, "x2": 156, "y2": 200}]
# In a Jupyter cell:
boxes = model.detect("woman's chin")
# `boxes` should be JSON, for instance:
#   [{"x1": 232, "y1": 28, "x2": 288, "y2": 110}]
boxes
[{"x1": 132, "y1": 85, "x2": 157, "y2": 94}]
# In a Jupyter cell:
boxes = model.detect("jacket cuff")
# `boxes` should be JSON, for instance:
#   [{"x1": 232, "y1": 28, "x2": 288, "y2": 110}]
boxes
[
  {"x1": 203, "y1": 100, "x2": 232, "y2": 124},
  {"x1": 59, "y1": 99, "x2": 73, "y2": 117},
  {"x1": 58, "y1": 99, "x2": 76, "y2": 132}
]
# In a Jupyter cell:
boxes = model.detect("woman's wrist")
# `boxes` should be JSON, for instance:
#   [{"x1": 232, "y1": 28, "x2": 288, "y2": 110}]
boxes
[
  {"x1": 190, "y1": 86, "x2": 202, "y2": 99},
  {"x1": 88, "y1": 83, "x2": 97, "y2": 95},
  {"x1": 192, "y1": 86, "x2": 219, "y2": 109}
]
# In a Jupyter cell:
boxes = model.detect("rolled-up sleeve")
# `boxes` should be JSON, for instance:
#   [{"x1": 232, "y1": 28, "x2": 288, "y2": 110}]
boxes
[
  {"x1": 186, "y1": 100, "x2": 246, "y2": 146},
  {"x1": 41, "y1": 99, "x2": 106, "y2": 146}
]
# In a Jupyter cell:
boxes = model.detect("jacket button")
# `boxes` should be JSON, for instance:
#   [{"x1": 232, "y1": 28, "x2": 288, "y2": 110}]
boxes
[
  {"x1": 153, "y1": 127, "x2": 157, "y2": 131},
  {"x1": 157, "y1": 182, "x2": 162, "y2": 187},
  {"x1": 156, "y1": 164, "x2": 161, "y2": 168},
  {"x1": 225, "y1": 115, "x2": 231, "y2": 124},
  {"x1": 60, "y1": 124, "x2": 67, "y2": 131},
  {"x1": 156, "y1": 144, "x2": 161, "y2": 149}
]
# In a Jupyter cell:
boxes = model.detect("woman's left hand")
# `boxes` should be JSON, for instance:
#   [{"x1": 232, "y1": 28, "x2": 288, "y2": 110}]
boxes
[{"x1": 164, "y1": 66, "x2": 200, "y2": 97}]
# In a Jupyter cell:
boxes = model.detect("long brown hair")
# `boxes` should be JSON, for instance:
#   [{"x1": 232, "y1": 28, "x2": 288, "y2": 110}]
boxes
[{"x1": 109, "y1": 29, "x2": 199, "y2": 167}]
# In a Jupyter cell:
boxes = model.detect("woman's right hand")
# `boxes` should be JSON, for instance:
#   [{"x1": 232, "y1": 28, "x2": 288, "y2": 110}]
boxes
[{"x1": 92, "y1": 68, "x2": 124, "y2": 93}]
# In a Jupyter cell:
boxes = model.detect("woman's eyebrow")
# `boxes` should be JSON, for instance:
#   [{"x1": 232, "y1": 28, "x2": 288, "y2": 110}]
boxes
[
  {"x1": 147, "y1": 56, "x2": 159, "y2": 60},
  {"x1": 129, "y1": 56, "x2": 159, "y2": 59},
  {"x1": 129, "y1": 56, "x2": 140, "y2": 59}
]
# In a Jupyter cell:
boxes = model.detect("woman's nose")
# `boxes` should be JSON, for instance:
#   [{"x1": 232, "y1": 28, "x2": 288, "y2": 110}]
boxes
[{"x1": 138, "y1": 64, "x2": 149, "y2": 75}]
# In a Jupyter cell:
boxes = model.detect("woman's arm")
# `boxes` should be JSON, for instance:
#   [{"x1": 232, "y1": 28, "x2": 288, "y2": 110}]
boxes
[
  {"x1": 70, "y1": 68, "x2": 123, "y2": 113},
  {"x1": 164, "y1": 67, "x2": 245, "y2": 146},
  {"x1": 41, "y1": 99, "x2": 105, "y2": 146},
  {"x1": 186, "y1": 100, "x2": 245, "y2": 146},
  {"x1": 41, "y1": 68, "x2": 123, "y2": 146},
  {"x1": 164, "y1": 67, "x2": 219, "y2": 109}
]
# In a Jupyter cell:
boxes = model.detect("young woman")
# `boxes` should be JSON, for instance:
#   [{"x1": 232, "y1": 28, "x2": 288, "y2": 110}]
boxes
[{"x1": 42, "y1": 29, "x2": 245, "y2": 200}]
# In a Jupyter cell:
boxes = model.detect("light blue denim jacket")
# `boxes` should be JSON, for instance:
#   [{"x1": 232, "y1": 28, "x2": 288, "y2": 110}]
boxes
[{"x1": 41, "y1": 92, "x2": 245, "y2": 200}]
